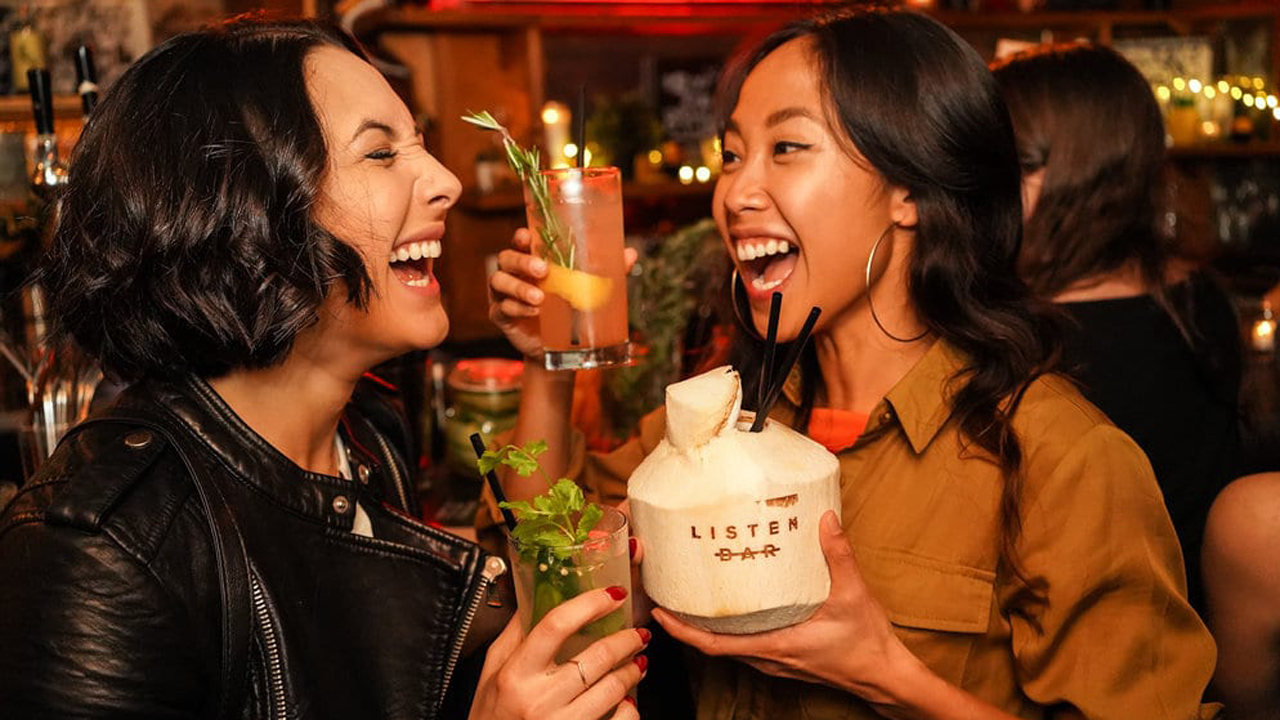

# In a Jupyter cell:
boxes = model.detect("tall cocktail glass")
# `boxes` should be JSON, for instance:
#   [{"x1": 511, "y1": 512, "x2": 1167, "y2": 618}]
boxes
[
  {"x1": 507, "y1": 506, "x2": 632, "y2": 662},
  {"x1": 523, "y1": 166, "x2": 631, "y2": 371}
]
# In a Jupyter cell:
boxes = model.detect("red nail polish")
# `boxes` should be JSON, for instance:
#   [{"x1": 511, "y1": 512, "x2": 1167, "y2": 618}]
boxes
[
  {"x1": 636, "y1": 627, "x2": 652, "y2": 644},
  {"x1": 633, "y1": 654, "x2": 648, "y2": 673},
  {"x1": 606, "y1": 585, "x2": 628, "y2": 601},
  {"x1": 628, "y1": 537, "x2": 637, "y2": 559}
]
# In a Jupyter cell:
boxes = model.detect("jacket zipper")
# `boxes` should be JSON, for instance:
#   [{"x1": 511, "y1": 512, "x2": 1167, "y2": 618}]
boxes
[
  {"x1": 371, "y1": 430, "x2": 412, "y2": 512},
  {"x1": 367, "y1": 420, "x2": 508, "y2": 713},
  {"x1": 249, "y1": 572, "x2": 288, "y2": 720},
  {"x1": 440, "y1": 554, "x2": 507, "y2": 710}
]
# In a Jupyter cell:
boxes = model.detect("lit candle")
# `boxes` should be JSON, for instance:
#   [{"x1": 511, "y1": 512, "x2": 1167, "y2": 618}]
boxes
[
  {"x1": 1253, "y1": 304, "x2": 1275, "y2": 352},
  {"x1": 541, "y1": 101, "x2": 571, "y2": 168}
]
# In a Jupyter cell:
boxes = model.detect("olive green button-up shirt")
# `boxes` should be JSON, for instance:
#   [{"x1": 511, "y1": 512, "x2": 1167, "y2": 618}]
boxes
[{"x1": 483, "y1": 341, "x2": 1219, "y2": 719}]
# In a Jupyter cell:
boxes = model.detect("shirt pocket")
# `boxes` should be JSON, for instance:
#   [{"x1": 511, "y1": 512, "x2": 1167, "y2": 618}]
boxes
[
  {"x1": 856, "y1": 545, "x2": 996, "y2": 683},
  {"x1": 799, "y1": 548, "x2": 999, "y2": 720}
]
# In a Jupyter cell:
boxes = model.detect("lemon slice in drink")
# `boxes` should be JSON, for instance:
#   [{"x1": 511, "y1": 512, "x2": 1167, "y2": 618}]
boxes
[{"x1": 541, "y1": 264, "x2": 614, "y2": 311}]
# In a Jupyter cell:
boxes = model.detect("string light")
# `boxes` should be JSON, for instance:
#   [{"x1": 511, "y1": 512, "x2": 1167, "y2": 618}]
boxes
[
  {"x1": 1253, "y1": 77, "x2": 1266, "y2": 90},
  {"x1": 694, "y1": 166, "x2": 712, "y2": 183},
  {"x1": 678, "y1": 165, "x2": 694, "y2": 185},
  {"x1": 563, "y1": 142, "x2": 579, "y2": 159},
  {"x1": 1156, "y1": 85, "x2": 1171, "y2": 101},
  {"x1": 1231, "y1": 86, "x2": 1244, "y2": 100},
  {"x1": 1172, "y1": 77, "x2": 1186, "y2": 91},
  {"x1": 1217, "y1": 80, "x2": 1230, "y2": 93},
  {"x1": 1188, "y1": 79, "x2": 1202, "y2": 93},
  {"x1": 1204, "y1": 86, "x2": 1217, "y2": 99}
]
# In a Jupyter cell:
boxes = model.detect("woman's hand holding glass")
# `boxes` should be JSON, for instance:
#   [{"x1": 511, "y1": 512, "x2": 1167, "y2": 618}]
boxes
[
  {"x1": 469, "y1": 586, "x2": 647, "y2": 720},
  {"x1": 487, "y1": 229, "x2": 638, "y2": 359}
]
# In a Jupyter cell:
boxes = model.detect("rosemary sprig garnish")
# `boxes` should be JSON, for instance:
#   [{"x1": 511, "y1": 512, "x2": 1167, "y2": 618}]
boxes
[{"x1": 462, "y1": 110, "x2": 574, "y2": 269}]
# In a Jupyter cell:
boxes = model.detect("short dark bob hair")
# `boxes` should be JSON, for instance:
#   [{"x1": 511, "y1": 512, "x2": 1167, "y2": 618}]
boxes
[
  {"x1": 37, "y1": 17, "x2": 374, "y2": 382},
  {"x1": 991, "y1": 43, "x2": 1169, "y2": 299}
]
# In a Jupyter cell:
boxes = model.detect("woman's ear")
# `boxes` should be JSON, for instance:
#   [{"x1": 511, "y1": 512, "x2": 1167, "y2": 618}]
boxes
[
  {"x1": 889, "y1": 186, "x2": 918, "y2": 229},
  {"x1": 1021, "y1": 167, "x2": 1046, "y2": 221}
]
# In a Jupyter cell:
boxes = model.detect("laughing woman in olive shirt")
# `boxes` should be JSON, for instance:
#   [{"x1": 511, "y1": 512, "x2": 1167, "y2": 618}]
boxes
[{"x1": 485, "y1": 8, "x2": 1217, "y2": 720}]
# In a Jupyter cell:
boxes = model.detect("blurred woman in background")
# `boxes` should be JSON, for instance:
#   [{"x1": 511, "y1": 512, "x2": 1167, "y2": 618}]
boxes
[{"x1": 993, "y1": 43, "x2": 1242, "y2": 615}]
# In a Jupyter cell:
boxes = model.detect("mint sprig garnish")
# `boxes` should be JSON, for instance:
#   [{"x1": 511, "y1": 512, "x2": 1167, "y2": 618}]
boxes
[
  {"x1": 461, "y1": 110, "x2": 575, "y2": 269},
  {"x1": 480, "y1": 440, "x2": 603, "y2": 549},
  {"x1": 479, "y1": 439, "x2": 623, "y2": 635}
]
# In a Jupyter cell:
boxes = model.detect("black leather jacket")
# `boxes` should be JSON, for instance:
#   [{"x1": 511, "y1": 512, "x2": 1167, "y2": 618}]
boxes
[{"x1": 0, "y1": 376, "x2": 505, "y2": 718}]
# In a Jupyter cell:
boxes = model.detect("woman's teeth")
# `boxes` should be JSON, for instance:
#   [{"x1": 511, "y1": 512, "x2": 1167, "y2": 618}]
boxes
[
  {"x1": 735, "y1": 239, "x2": 790, "y2": 262},
  {"x1": 388, "y1": 240, "x2": 442, "y2": 264},
  {"x1": 752, "y1": 276, "x2": 784, "y2": 291}
]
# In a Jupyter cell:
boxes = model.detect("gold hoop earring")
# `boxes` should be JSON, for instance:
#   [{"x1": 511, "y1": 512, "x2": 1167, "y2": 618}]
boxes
[
  {"x1": 730, "y1": 268, "x2": 763, "y2": 340},
  {"x1": 865, "y1": 223, "x2": 928, "y2": 344}
]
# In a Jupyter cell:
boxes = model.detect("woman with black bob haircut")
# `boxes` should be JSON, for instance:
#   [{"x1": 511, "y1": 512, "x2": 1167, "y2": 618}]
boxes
[
  {"x1": 991, "y1": 43, "x2": 1242, "y2": 618},
  {"x1": 486, "y1": 8, "x2": 1218, "y2": 719},
  {"x1": 0, "y1": 17, "x2": 647, "y2": 719}
]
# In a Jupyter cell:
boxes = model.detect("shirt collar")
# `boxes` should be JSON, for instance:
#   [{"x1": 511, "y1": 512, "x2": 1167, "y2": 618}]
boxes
[
  {"x1": 883, "y1": 341, "x2": 967, "y2": 454},
  {"x1": 779, "y1": 339, "x2": 967, "y2": 454}
]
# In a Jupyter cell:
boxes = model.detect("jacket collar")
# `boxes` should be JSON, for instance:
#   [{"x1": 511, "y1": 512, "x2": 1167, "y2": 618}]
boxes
[
  {"x1": 780, "y1": 340, "x2": 967, "y2": 454},
  {"x1": 113, "y1": 376, "x2": 391, "y2": 531}
]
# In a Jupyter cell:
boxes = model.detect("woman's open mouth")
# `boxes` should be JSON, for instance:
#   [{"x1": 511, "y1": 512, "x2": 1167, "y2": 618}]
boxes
[
  {"x1": 735, "y1": 238, "x2": 800, "y2": 297},
  {"x1": 388, "y1": 239, "x2": 441, "y2": 290}
]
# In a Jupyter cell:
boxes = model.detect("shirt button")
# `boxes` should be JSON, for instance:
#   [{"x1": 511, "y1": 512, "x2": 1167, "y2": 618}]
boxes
[
  {"x1": 123, "y1": 430, "x2": 153, "y2": 449},
  {"x1": 333, "y1": 495, "x2": 350, "y2": 514},
  {"x1": 357, "y1": 465, "x2": 371, "y2": 484}
]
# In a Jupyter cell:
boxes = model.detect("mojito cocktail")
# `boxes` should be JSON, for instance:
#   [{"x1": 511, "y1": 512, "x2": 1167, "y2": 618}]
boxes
[{"x1": 507, "y1": 506, "x2": 633, "y2": 662}]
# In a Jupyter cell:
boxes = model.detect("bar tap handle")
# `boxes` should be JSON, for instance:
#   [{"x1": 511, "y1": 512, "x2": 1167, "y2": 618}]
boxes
[{"x1": 75, "y1": 45, "x2": 99, "y2": 116}]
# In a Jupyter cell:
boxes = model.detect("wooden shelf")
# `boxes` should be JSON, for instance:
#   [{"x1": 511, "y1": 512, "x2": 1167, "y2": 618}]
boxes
[
  {"x1": 929, "y1": 3, "x2": 1278, "y2": 32},
  {"x1": 0, "y1": 94, "x2": 83, "y2": 125},
  {"x1": 373, "y1": 3, "x2": 811, "y2": 34}
]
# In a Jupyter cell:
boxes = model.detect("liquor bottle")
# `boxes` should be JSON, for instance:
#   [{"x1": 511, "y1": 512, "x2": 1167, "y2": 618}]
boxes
[
  {"x1": 74, "y1": 45, "x2": 98, "y2": 117},
  {"x1": 8, "y1": 5, "x2": 44, "y2": 94},
  {"x1": 27, "y1": 68, "x2": 65, "y2": 200}
]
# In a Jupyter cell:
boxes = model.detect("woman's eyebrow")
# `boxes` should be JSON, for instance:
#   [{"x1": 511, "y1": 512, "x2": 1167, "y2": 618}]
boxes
[
  {"x1": 349, "y1": 119, "x2": 395, "y2": 144},
  {"x1": 723, "y1": 106, "x2": 817, "y2": 136},
  {"x1": 765, "y1": 107, "x2": 817, "y2": 127}
]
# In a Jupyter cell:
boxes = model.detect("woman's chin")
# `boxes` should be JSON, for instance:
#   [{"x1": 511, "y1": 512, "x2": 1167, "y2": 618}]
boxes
[{"x1": 416, "y1": 310, "x2": 450, "y2": 350}]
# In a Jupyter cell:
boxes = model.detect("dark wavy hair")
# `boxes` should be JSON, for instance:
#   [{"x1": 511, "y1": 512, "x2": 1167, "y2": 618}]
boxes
[
  {"x1": 990, "y1": 42, "x2": 1169, "y2": 299},
  {"x1": 721, "y1": 7, "x2": 1061, "y2": 592},
  {"x1": 34, "y1": 17, "x2": 374, "y2": 382}
]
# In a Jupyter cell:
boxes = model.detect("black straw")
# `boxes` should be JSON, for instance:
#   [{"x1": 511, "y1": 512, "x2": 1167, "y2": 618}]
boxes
[
  {"x1": 568, "y1": 84, "x2": 587, "y2": 346},
  {"x1": 575, "y1": 85, "x2": 586, "y2": 169},
  {"x1": 759, "y1": 291, "x2": 782, "y2": 413},
  {"x1": 750, "y1": 306, "x2": 822, "y2": 432},
  {"x1": 470, "y1": 432, "x2": 517, "y2": 531}
]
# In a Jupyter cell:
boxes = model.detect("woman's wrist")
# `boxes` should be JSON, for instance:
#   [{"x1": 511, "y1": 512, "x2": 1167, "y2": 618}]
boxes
[
  {"x1": 846, "y1": 636, "x2": 931, "y2": 712},
  {"x1": 853, "y1": 639, "x2": 1016, "y2": 720},
  {"x1": 521, "y1": 360, "x2": 575, "y2": 388}
]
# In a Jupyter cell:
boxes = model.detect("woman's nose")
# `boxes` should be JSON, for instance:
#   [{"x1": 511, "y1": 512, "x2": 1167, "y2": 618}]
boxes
[
  {"x1": 721, "y1": 164, "x2": 768, "y2": 215},
  {"x1": 417, "y1": 154, "x2": 462, "y2": 210}
]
